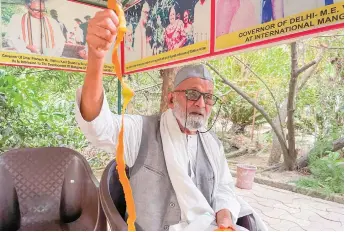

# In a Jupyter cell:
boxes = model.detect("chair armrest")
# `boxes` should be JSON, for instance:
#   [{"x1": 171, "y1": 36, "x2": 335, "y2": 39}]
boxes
[{"x1": 237, "y1": 214, "x2": 257, "y2": 231}]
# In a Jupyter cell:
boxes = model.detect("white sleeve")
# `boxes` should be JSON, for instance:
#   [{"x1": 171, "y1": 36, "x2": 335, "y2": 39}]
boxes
[
  {"x1": 7, "y1": 14, "x2": 31, "y2": 53},
  {"x1": 212, "y1": 143, "x2": 241, "y2": 224},
  {"x1": 74, "y1": 87, "x2": 143, "y2": 167}
]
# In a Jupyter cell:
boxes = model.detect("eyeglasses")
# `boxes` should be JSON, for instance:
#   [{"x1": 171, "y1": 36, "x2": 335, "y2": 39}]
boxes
[{"x1": 174, "y1": 89, "x2": 218, "y2": 106}]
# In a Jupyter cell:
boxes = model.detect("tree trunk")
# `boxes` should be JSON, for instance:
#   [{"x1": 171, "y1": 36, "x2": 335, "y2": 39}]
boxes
[
  {"x1": 268, "y1": 99, "x2": 288, "y2": 165},
  {"x1": 332, "y1": 137, "x2": 344, "y2": 152},
  {"x1": 159, "y1": 68, "x2": 178, "y2": 113},
  {"x1": 285, "y1": 42, "x2": 299, "y2": 170}
]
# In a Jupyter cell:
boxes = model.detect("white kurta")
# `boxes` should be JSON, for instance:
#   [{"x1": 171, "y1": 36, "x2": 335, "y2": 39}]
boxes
[{"x1": 7, "y1": 13, "x2": 65, "y2": 57}]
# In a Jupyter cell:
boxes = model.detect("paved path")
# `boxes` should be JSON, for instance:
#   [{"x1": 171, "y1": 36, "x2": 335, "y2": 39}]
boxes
[{"x1": 235, "y1": 182, "x2": 344, "y2": 231}]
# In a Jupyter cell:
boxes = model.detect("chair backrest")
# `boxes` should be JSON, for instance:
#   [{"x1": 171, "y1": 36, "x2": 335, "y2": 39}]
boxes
[
  {"x1": 0, "y1": 147, "x2": 106, "y2": 231},
  {"x1": 99, "y1": 160, "x2": 128, "y2": 231}
]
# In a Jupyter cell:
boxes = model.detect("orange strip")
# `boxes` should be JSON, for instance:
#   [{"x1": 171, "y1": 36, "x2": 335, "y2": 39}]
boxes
[
  {"x1": 215, "y1": 225, "x2": 236, "y2": 231},
  {"x1": 107, "y1": 1, "x2": 136, "y2": 231}
]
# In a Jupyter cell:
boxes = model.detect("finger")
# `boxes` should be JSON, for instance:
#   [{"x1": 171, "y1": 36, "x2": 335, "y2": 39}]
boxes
[
  {"x1": 96, "y1": 17, "x2": 118, "y2": 35},
  {"x1": 89, "y1": 25, "x2": 116, "y2": 43},
  {"x1": 217, "y1": 218, "x2": 231, "y2": 229},
  {"x1": 89, "y1": 17, "x2": 117, "y2": 35},
  {"x1": 87, "y1": 34, "x2": 112, "y2": 51},
  {"x1": 95, "y1": 9, "x2": 119, "y2": 28}
]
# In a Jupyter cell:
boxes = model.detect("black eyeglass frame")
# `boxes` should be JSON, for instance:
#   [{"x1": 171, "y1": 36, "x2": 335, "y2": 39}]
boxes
[{"x1": 173, "y1": 89, "x2": 219, "y2": 106}]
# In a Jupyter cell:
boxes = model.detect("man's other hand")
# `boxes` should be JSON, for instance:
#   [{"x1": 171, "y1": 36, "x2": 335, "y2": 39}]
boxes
[{"x1": 216, "y1": 209, "x2": 236, "y2": 230}]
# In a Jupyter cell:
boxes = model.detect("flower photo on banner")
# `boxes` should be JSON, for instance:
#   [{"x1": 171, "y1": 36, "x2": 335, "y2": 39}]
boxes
[{"x1": 124, "y1": 0, "x2": 211, "y2": 63}]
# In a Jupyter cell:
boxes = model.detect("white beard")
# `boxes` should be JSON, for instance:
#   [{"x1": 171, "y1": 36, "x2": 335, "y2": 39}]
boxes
[{"x1": 172, "y1": 101, "x2": 209, "y2": 131}]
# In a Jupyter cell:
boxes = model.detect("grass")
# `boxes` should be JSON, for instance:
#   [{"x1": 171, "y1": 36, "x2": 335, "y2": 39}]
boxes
[{"x1": 296, "y1": 140, "x2": 344, "y2": 195}]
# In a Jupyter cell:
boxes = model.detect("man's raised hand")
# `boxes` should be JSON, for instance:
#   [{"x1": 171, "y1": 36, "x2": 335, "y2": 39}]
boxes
[{"x1": 86, "y1": 9, "x2": 119, "y2": 59}]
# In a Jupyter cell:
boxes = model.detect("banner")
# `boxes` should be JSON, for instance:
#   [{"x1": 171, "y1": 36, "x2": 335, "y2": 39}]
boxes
[
  {"x1": 215, "y1": 0, "x2": 344, "y2": 51},
  {"x1": 0, "y1": 0, "x2": 343, "y2": 74},
  {"x1": 123, "y1": 0, "x2": 212, "y2": 73},
  {"x1": 0, "y1": 0, "x2": 117, "y2": 74},
  {"x1": 123, "y1": 0, "x2": 343, "y2": 74}
]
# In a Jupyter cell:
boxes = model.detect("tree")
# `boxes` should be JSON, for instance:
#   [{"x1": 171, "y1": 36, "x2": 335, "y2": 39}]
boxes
[
  {"x1": 207, "y1": 41, "x2": 325, "y2": 170},
  {"x1": 268, "y1": 43, "x2": 324, "y2": 166},
  {"x1": 159, "y1": 67, "x2": 178, "y2": 113},
  {"x1": 206, "y1": 63, "x2": 290, "y2": 168}
]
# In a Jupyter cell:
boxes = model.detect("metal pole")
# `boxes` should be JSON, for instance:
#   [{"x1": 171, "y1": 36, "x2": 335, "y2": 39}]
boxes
[{"x1": 117, "y1": 79, "x2": 122, "y2": 114}]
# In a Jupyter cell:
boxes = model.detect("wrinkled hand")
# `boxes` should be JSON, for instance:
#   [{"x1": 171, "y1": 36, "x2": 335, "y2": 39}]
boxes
[
  {"x1": 86, "y1": 9, "x2": 119, "y2": 59},
  {"x1": 26, "y1": 45, "x2": 38, "y2": 53},
  {"x1": 216, "y1": 209, "x2": 236, "y2": 230}
]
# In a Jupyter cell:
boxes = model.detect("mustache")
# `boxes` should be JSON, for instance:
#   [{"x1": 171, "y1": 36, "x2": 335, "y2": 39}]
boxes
[{"x1": 188, "y1": 109, "x2": 206, "y2": 117}]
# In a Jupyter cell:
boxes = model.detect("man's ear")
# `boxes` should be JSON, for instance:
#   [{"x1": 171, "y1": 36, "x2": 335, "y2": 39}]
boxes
[{"x1": 168, "y1": 92, "x2": 174, "y2": 109}]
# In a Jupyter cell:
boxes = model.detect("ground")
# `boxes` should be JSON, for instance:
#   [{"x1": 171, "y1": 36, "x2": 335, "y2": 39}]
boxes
[
  {"x1": 235, "y1": 181, "x2": 344, "y2": 231},
  {"x1": 218, "y1": 124, "x2": 343, "y2": 200},
  {"x1": 228, "y1": 151, "x2": 303, "y2": 184}
]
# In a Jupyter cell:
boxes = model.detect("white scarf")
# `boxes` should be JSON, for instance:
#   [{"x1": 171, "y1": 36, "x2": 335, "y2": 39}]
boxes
[
  {"x1": 160, "y1": 109, "x2": 220, "y2": 231},
  {"x1": 159, "y1": 109, "x2": 268, "y2": 231}
]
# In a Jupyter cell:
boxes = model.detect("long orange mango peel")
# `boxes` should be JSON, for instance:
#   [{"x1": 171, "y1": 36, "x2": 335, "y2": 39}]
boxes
[
  {"x1": 215, "y1": 225, "x2": 236, "y2": 231},
  {"x1": 108, "y1": 1, "x2": 136, "y2": 231}
]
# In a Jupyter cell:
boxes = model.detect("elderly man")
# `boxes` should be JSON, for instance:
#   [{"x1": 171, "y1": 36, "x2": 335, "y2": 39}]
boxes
[
  {"x1": 7, "y1": 0, "x2": 65, "y2": 56},
  {"x1": 76, "y1": 9, "x2": 265, "y2": 231}
]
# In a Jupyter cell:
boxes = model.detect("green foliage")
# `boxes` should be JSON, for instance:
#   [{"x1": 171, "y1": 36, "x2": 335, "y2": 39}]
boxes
[
  {"x1": 0, "y1": 65, "x2": 160, "y2": 171},
  {"x1": 208, "y1": 45, "x2": 291, "y2": 131},
  {"x1": 224, "y1": 94, "x2": 256, "y2": 128},
  {"x1": 296, "y1": 150, "x2": 344, "y2": 195},
  {"x1": 295, "y1": 32, "x2": 344, "y2": 136},
  {"x1": 310, "y1": 151, "x2": 344, "y2": 194},
  {"x1": 0, "y1": 68, "x2": 88, "y2": 151},
  {"x1": 296, "y1": 135, "x2": 344, "y2": 195}
]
